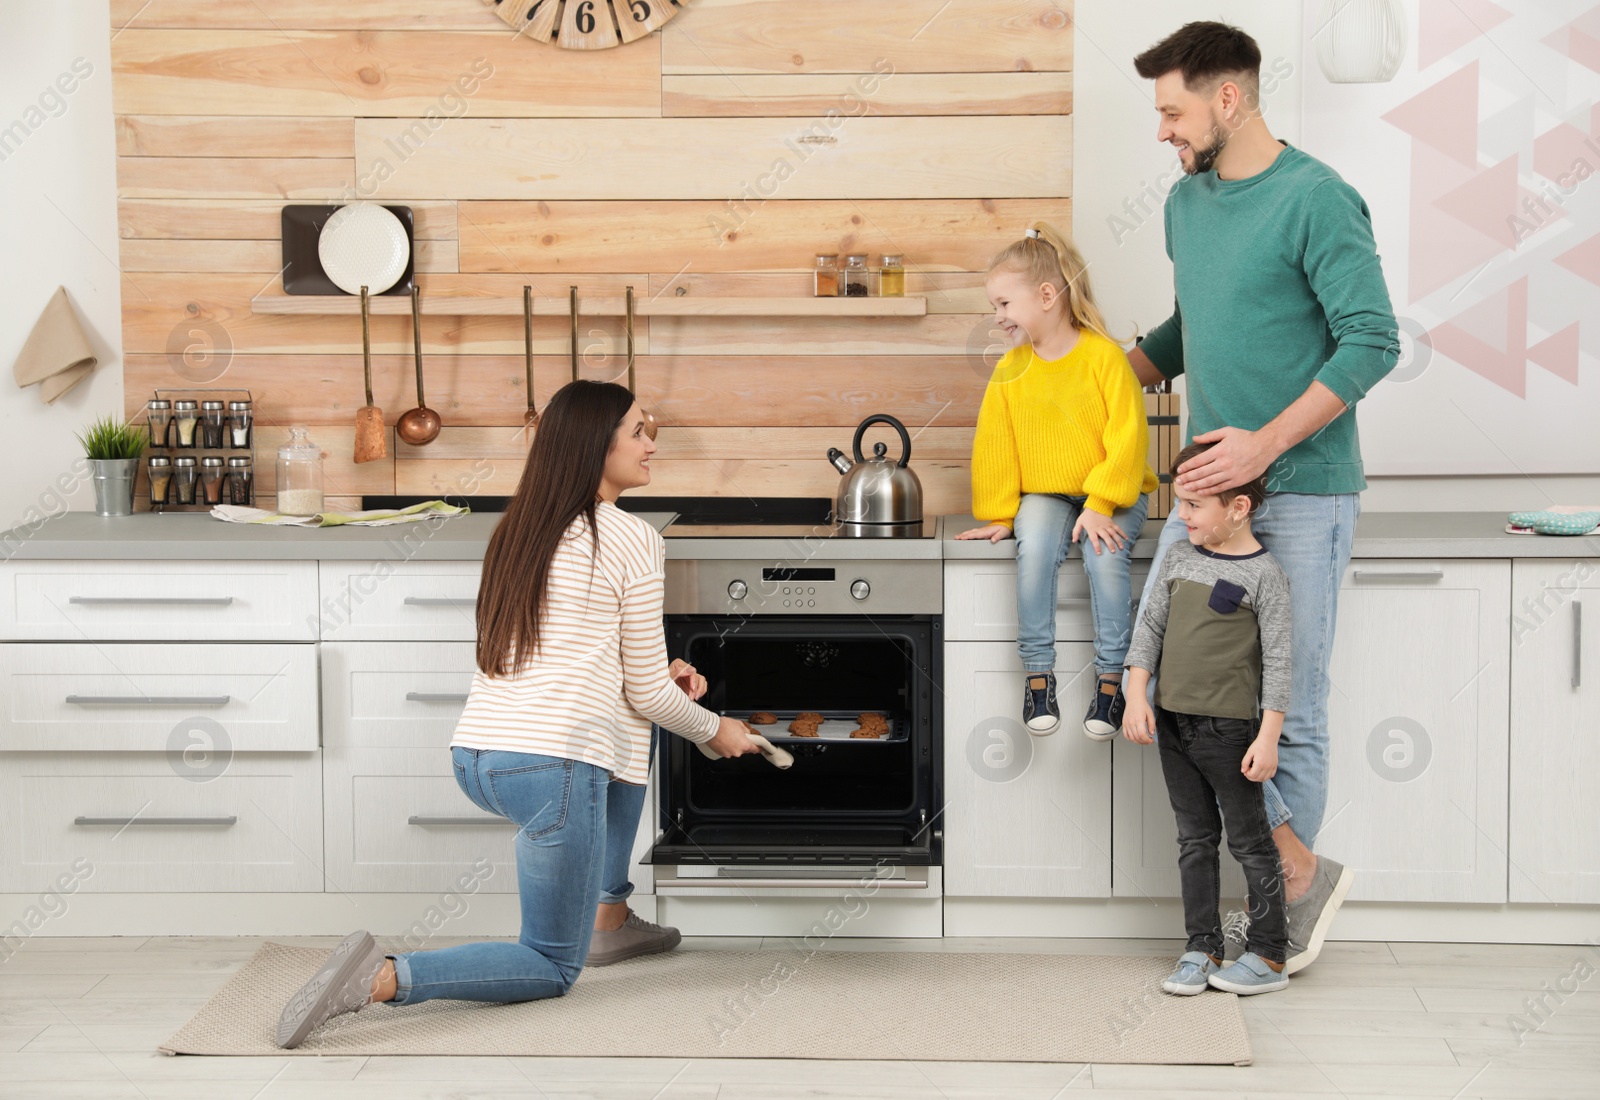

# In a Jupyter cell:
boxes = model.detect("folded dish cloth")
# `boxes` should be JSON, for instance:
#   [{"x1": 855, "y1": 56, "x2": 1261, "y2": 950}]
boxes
[
  {"x1": 12, "y1": 286, "x2": 97, "y2": 403},
  {"x1": 1507, "y1": 507, "x2": 1600, "y2": 536},
  {"x1": 210, "y1": 501, "x2": 468, "y2": 527}
]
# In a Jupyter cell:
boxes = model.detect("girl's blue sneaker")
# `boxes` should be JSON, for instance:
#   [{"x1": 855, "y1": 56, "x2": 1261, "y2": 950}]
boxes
[
  {"x1": 1161, "y1": 950, "x2": 1221, "y2": 995},
  {"x1": 1023, "y1": 672, "x2": 1060, "y2": 735},
  {"x1": 1207, "y1": 951, "x2": 1289, "y2": 995}
]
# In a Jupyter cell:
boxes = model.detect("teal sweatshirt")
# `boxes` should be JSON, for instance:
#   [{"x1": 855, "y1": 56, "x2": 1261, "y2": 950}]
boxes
[{"x1": 1139, "y1": 143, "x2": 1398, "y2": 495}]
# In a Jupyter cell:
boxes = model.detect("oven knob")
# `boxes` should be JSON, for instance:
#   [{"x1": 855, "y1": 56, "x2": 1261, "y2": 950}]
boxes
[
  {"x1": 727, "y1": 580, "x2": 748, "y2": 601},
  {"x1": 850, "y1": 579, "x2": 870, "y2": 601}
]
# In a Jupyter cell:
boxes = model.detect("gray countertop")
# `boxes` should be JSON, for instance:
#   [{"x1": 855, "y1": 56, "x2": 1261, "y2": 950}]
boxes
[{"x1": 1, "y1": 510, "x2": 1594, "y2": 561}]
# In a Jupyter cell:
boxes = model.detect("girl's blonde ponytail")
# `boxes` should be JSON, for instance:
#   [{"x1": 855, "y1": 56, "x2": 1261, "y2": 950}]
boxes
[{"x1": 988, "y1": 221, "x2": 1131, "y2": 344}]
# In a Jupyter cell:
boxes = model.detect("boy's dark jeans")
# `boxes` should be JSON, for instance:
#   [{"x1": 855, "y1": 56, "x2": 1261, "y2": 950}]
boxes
[{"x1": 1155, "y1": 706, "x2": 1288, "y2": 965}]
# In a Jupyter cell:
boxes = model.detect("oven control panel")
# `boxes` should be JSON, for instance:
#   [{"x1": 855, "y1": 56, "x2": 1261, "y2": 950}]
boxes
[{"x1": 665, "y1": 560, "x2": 941, "y2": 615}]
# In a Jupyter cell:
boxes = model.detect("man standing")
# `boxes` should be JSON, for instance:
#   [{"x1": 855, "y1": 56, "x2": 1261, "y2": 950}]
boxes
[{"x1": 1126, "y1": 22, "x2": 1398, "y2": 973}]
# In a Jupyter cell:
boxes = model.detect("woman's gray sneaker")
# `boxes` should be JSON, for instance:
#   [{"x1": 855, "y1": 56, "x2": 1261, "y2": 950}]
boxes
[
  {"x1": 1207, "y1": 952, "x2": 1289, "y2": 995},
  {"x1": 276, "y1": 930, "x2": 386, "y2": 1049},
  {"x1": 587, "y1": 911, "x2": 682, "y2": 967},
  {"x1": 1023, "y1": 672, "x2": 1060, "y2": 735},
  {"x1": 1284, "y1": 856, "x2": 1354, "y2": 975}
]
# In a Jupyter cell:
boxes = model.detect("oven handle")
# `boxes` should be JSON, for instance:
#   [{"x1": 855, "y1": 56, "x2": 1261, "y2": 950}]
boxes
[{"x1": 656, "y1": 876, "x2": 929, "y2": 890}]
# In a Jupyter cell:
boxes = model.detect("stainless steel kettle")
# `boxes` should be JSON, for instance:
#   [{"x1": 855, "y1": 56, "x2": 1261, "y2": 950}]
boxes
[{"x1": 827, "y1": 414, "x2": 924, "y2": 536}]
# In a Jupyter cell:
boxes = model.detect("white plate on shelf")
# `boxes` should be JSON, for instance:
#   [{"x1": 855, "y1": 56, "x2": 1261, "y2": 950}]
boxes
[{"x1": 317, "y1": 203, "x2": 410, "y2": 295}]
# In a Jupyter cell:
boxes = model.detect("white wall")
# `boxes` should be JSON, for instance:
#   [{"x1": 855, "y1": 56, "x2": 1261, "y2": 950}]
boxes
[
  {"x1": 0, "y1": 2, "x2": 122, "y2": 535},
  {"x1": 1074, "y1": 0, "x2": 1600, "y2": 510}
]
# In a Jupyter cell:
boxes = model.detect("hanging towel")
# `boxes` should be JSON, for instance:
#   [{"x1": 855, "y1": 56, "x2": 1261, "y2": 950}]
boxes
[
  {"x1": 12, "y1": 286, "x2": 97, "y2": 403},
  {"x1": 209, "y1": 500, "x2": 469, "y2": 527}
]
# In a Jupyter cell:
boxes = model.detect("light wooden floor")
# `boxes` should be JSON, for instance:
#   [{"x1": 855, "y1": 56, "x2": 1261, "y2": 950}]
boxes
[{"x1": 2, "y1": 935, "x2": 1597, "y2": 1098}]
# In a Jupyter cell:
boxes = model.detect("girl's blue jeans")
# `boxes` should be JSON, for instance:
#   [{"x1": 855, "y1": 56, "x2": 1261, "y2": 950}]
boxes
[
  {"x1": 1013, "y1": 491, "x2": 1149, "y2": 676},
  {"x1": 389, "y1": 743, "x2": 650, "y2": 1005}
]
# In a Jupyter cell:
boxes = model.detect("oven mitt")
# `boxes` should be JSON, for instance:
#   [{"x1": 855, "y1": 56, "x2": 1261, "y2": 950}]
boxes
[
  {"x1": 697, "y1": 732, "x2": 794, "y2": 769},
  {"x1": 1208, "y1": 578, "x2": 1249, "y2": 613},
  {"x1": 1508, "y1": 510, "x2": 1600, "y2": 536}
]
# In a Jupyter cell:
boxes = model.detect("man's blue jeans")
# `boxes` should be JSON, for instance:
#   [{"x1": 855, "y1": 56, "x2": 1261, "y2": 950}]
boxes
[
  {"x1": 1014, "y1": 492, "x2": 1150, "y2": 676},
  {"x1": 389, "y1": 745, "x2": 649, "y2": 1004},
  {"x1": 1137, "y1": 491, "x2": 1360, "y2": 846}
]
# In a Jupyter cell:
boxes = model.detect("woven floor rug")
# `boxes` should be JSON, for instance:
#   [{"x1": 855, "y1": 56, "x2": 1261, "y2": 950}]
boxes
[{"x1": 160, "y1": 944, "x2": 1252, "y2": 1064}]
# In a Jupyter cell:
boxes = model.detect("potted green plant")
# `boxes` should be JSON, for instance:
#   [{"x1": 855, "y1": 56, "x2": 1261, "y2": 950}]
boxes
[{"x1": 77, "y1": 415, "x2": 146, "y2": 517}]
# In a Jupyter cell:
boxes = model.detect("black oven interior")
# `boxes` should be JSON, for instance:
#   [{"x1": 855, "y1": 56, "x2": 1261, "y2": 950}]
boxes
[{"x1": 651, "y1": 616, "x2": 941, "y2": 866}]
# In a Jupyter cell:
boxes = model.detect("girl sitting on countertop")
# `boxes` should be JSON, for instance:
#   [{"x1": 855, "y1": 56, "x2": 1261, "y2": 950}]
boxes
[{"x1": 956, "y1": 222, "x2": 1157, "y2": 738}]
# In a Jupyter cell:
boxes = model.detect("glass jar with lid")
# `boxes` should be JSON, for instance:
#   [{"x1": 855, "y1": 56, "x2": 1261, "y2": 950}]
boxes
[
  {"x1": 172, "y1": 456, "x2": 199, "y2": 504},
  {"x1": 200, "y1": 456, "x2": 226, "y2": 505},
  {"x1": 172, "y1": 399, "x2": 200, "y2": 448},
  {"x1": 878, "y1": 254, "x2": 905, "y2": 297},
  {"x1": 227, "y1": 399, "x2": 253, "y2": 448},
  {"x1": 200, "y1": 400, "x2": 226, "y2": 449},
  {"x1": 148, "y1": 456, "x2": 172, "y2": 506},
  {"x1": 226, "y1": 456, "x2": 254, "y2": 506},
  {"x1": 814, "y1": 254, "x2": 839, "y2": 297},
  {"x1": 842, "y1": 254, "x2": 869, "y2": 296},
  {"x1": 146, "y1": 399, "x2": 172, "y2": 449},
  {"x1": 276, "y1": 426, "x2": 323, "y2": 515}
]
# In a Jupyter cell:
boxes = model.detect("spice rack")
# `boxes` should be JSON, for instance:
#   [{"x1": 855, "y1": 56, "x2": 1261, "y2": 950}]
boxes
[{"x1": 141, "y1": 388, "x2": 256, "y2": 513}]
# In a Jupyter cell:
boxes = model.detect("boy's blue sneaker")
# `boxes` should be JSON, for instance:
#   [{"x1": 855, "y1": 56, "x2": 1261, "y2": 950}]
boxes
[
  {"x1": 1207, "y1": 952, "x2": 1289, "y2": 995},
  {"x1": 1161, "y1": 950, "x2": 1221, "y2": 996},
  {"x1": 1083, "y1": 676, "x2": 1124, "y2": 741},
  {"x1": 1023, "y1": 673, "x2": 1059, "y2": 735}
]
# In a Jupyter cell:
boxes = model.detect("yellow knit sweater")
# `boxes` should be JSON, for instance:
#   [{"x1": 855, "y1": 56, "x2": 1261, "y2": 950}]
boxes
[{"x1": 971, "y1": 330, "x2": 1158, "y2": 527}]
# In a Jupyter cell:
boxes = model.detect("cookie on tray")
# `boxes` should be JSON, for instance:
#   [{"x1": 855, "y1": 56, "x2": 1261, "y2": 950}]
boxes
[
  {"x1": 848, "y1": 726, "x2": 883, "y2": 739},
  {"x1": 748, "y1": 712, "x2": 777, "y2": 725},
  {"x1": 787, "y1": 712, "x2": 823, "y2": 737}
]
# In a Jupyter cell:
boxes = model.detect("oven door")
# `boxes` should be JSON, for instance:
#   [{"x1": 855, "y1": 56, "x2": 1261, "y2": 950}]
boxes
[{"x1": 649, "y1": 616, "x2": 941, "y2": 867}]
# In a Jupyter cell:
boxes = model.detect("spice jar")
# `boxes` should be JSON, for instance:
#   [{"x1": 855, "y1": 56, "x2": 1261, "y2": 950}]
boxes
[
  {"x1": 173, "y1": 456, "x2": 198, "y2": 504},
  {"x1": 275, "y1": 426, "x2": 324, "y2": 515},
  {"x1": 200, "y1": 400, "x2": 226, "y2": 449},
  {"x1": 227, "y1": 399, "x2": 253, "y2": 448},
  {"x1": 879, "y1": 254, "x2": 905, "y2": 297},
  {"x1": 814, "y1": 254, "x2": 839, "y2": 297},
  {"x1": 147, "y1": 399, "x2": 172, "y2": 449},
  {"x1": 173, "y1": 399, "x2": 200, "y2": 448},
  {"x1": 226, "y1": 456, "x2": 254, "y2": 506},
  {"x1": 200, "y1": 456, "x2": 225, "y2": 505},
  {"x1": 148, "y1": 456, "x2": 172, "y2": 506},
  {"x1": 842, "y1": 254, "x2": 869, "y2": 296}
]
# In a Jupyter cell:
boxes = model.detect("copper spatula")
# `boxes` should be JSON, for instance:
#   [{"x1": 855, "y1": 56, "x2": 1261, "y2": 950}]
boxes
[{"x1": 353, "y1": 285, "x2": 387, "y2": 463}]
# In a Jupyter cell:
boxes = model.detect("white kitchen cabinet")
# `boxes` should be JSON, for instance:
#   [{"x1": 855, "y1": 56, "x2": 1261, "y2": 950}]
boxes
[
  {"x1": 944, "y1": 560, "x2": 1148, "y2": 643},
  {"x1": 316, "y1": 561, "x2": 481, "y2": 641},
  {"x1": 0, "y1": 751, "x2": 323, "y2": 893},
  {"x1": 1510, "y1": 558, "x2": 1600, "y2": 903},
  {"x1": 943, "y1": 641, "x2": 1111, "y2": 897},
  {"x1": 1113, "y1": 559, "x2": 1510, "y2": 904}
]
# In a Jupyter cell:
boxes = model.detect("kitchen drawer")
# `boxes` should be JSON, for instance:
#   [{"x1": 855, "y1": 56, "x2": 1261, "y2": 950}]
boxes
[
  {"x1": 0, "y1": 560, "x2": 318, "y2": 641},
  {"x1": 324, "y1": 746, "x2": 517, "y2": 893},
  {"x1": 317, "y1": 561, "x2": 482, "y2": 641},
  {"x1": 944, "y1": 560, "x2": 1150, "y2": 643},
  {"x1": 0, "y1": 751, "x2": 323, "y2": 892},
  {"x1": 321, "y1": 641, "x2": 475, "y2": 748},
  {"x1": 0, "y1": 643, "x2": 318, "y2": 752}
]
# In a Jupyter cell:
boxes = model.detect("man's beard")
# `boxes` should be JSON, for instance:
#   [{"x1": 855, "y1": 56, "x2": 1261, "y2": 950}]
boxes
[{"x1": 1186, "y1": 128, "x2": 1226, "y2": 175}]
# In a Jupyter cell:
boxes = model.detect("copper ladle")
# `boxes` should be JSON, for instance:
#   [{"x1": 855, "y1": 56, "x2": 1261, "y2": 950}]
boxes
[
  {"x1": 523, "y1": 284, "x2": 538, "y2": 428},
  {"x1": 395, "y1": 285, "x2": 441, "y2": 446},
  {"x1": 625, "y1": 285, "x2": 658, "y2": 440}
]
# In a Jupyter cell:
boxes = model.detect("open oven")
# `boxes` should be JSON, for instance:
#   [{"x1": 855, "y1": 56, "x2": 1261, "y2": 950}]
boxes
[{"x1": 651, "y1": 615, "x2": 942, "y2": 876}]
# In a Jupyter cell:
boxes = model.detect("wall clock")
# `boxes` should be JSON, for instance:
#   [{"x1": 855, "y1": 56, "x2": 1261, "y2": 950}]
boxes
[{"x1": 484, "y1": 0, "x2": 687, "y2": 49}]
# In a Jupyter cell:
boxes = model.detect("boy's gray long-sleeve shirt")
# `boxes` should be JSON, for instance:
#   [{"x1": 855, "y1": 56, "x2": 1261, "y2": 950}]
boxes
[{"x1": 1126, "y1": 540, "x2": 1293, "y2": 720}]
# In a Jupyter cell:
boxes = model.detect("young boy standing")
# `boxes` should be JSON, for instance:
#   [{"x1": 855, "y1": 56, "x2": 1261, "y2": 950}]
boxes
[{"x1": 1123, "y1": 442, "x2": 1292, "y2": 995}]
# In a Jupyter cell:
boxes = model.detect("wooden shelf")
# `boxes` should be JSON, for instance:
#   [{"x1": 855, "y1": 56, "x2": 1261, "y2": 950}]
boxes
[{"x1": 248, "y1": 294, "x2": 928, "y2": 318}]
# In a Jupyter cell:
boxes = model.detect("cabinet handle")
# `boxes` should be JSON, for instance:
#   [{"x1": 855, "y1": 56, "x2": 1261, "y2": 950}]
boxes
[
  {"x1": 1352, "y1": 568, "x2": 1444, "y2": 581},
  {"x1": 74, "y1": 816, "x2": 237, "y2": 826},
  {"x1": 69, "y1": 596, "x2": 235, "y2": 606},
  {"x1": 405, "y1": 692, "x2": 469, "y2": 704},
  {"x1": 407, "y1": 815, "x2": 508, "y2": 827},
  {"x1": 403, "y1": 596, "x2": 475, "y2": 607},
  {"x1": 66, "y1": 695, "x2": 231, "y2": 706},
  {"x1": 1575, "y1": 600, "x2": 1584, "y2": 690}
]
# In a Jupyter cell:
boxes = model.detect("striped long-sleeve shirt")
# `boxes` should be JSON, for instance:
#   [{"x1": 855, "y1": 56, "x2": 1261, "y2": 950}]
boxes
[{"x1": 450, "y1": 501, "x2": 720, "y2": 785}]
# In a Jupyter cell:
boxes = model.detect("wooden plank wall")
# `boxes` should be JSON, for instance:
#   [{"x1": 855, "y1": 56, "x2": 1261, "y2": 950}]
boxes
[{"x1": 110, "y1": 0, "x2": 1176, "y2": 518}]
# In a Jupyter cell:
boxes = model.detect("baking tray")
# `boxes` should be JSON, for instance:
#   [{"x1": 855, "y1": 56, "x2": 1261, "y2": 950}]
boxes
[
  {"x1": 281, "y1": 204, "x2": 415, "y2": 296},
  {"x1": 725, "y1": 709, "x2": 906, "y2": 744}
]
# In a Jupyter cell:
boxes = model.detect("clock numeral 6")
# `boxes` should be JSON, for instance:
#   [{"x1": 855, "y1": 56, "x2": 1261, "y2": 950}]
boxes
[
  {"x1": 630, "y1": 0, "x2": 653, "y2": 20},
  {"x1": 575, "y1": 0, "x2": 596, "y2": 33}
]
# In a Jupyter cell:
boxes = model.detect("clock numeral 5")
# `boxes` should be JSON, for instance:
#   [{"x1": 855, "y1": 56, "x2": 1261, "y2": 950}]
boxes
[{"x1": 629, "y1": 0, "x2": 653, "y2": 20}]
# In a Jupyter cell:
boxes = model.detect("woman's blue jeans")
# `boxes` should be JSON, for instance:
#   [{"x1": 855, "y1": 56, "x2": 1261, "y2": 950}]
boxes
[
  {"x1": 1013, "y1": 491, "x2": 1149, "y2": 676},
  {"x1": 388, "y1": 744, "x2": 650, "y2": 1005}
]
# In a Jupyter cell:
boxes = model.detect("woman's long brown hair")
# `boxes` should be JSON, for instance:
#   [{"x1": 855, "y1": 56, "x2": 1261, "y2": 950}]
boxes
[{"x1": 476, "y1": 380, "x2": 636, "y2": 676}]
